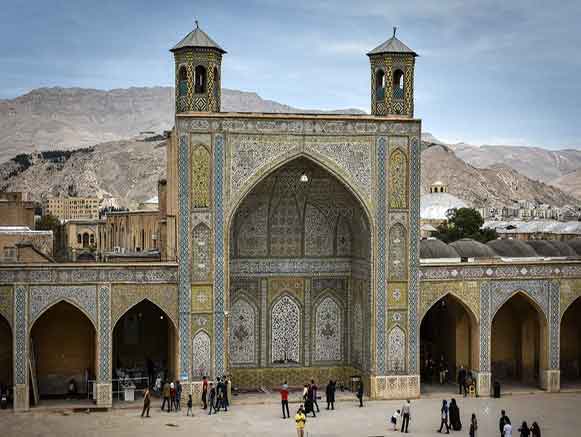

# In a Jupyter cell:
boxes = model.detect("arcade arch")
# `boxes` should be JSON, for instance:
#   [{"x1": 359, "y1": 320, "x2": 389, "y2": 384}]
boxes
[
  {"x1": 560, "y1": 296, "x2": 581, "y2": 386},
  {"x1": 0, "y1": 315, "x2": 12, "y2": 404},
  {"x1": 419, "y1": 293, "x2": 479, "y2": 392},
  {"x1": 112, "y1": 300, "x2": 178, "y2": 388},
  {"x1": 30, "y1": 301, "x2": 96, "y2": 402},
  {"x1": 491, "y1": 292, "x2": 548, "y2": 388}
]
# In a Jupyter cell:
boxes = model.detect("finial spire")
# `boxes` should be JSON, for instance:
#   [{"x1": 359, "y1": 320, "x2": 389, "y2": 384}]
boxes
[
  {"x1": 195, "y1": 19, "x2": 199, "y2": 29},
  {"x1": 393, "y1": 26, "x2": 397, "y2": 38}
]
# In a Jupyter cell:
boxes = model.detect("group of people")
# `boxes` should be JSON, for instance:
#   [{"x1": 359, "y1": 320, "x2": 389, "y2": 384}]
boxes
[
  {"x1": 141, "y1": 380, "x2": 193, "y2": 418},
  {"x1": 435, "y1": 398, "x2": 463, "y2": 434},
  {"x1": 389, "y1": 399, "x2": 413, "y2": 433},
  {"x1": 499, "y1": 410, "x2": 542, "y2": 437},
  {"x1": 205, "y1": 376, "x2": 231, "y2": 415}
]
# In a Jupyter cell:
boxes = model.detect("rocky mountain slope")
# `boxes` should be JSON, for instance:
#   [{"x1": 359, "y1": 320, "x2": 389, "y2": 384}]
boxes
[
  {"x1": 2, "y1": 140, "x2": 577, "y2": 210},
  {"x1": 421, "y1": 145, "x2": 579, "y2": 207},
  {"x1": 0, "y1": 139, "x2": 166, "y2": 209},
  {"x1": 0, "y1": 87, "x2": 363, "y2": 163},
  {"x1": 553, "y1": 168, "x2": 581, "y2": 200},
  {"x1": 447, "y1": 143, "x2": 581, "y2": 184}
]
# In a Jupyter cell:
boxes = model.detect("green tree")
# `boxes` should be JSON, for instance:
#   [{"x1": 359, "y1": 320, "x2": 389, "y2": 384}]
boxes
[
  {"x1": 36, "y1": 214, "x2": 61, "y2": 232},
  {"x1": 435, "y1": 207, "x2": 497, "y2": 243}
]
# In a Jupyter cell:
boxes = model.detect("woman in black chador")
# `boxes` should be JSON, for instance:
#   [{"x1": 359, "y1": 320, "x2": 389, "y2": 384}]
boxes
[{"x1": 449, "y1": 398, "x2": 462, "y2": 431}]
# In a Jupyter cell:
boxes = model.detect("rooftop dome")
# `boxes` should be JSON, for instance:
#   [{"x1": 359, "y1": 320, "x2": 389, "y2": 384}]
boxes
[
  {"x1": 545, "y1": 240, "x2": 578, "y2": 257},
  {"x1": 420, "y1": 192, "x2": 469, "y2": 220},
  {"x1": 420, "y1": 239, "x2": 459, "y2": 259},
  {"x1": 524, "y1": 240, "x2": 566, "y2": 257},
  {"x1": 567, "y1": 239, "x2": 581, "y2": 255},
  {"x1": 486, "y1": 239, "x2": 539, "y2": 258},
  {"x1": 449, "y1": 238, "x2": 498, "y2": 258}
]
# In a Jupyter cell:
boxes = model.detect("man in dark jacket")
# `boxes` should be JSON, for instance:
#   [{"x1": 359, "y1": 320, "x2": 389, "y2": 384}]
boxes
[
  {"x1": 325, "y1": 380, "x2": 333, "y2": 410},
  {"x1": 161, "y1": 381, "x2": 171, "y2": 412},
  {"x1": 208, "y1": 383, "x2": 216, "y2": 415},
  {"x1": 310, "y1": 379, "x2": 320, "y2": 413},
  {"x1": 458, "y1": 365, "x2": 467, "y2": 396},
  {"x1": 356, "y1": 380, "x2": 364, "y2": 407},
  {"x1": 499, "y1": 410, "x2": 510, "y2": 437}
]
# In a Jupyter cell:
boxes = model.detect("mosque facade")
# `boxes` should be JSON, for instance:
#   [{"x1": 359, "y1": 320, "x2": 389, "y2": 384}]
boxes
[{"x1": 1, "y1": 24, "x2": 580, "y2": 412}]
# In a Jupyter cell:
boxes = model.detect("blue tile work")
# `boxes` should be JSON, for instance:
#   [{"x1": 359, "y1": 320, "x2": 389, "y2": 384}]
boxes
[
  {"x1": 479, "y1": 282, "x2": 491, "y2": 372},
  {"x1": 376, "y1": 137, "x2": 387, "y2": 375},
  {"x1": 97, "y1": 284, "x2": 111, "y2": 382},
  {"x1": 214, "y1": 134, "x2": 225, "y2": 376},
  {"x1": 14, "y1": 285, "x2": 27, "y2": 385},
  {"x1": 408, "y1": 137, "x2": 421, "y2": 374},
  {"x1": 549, "y1": 282, "x2": 560, "y2": 369},
  {"x1": 178, "y1": 134, "x2": 192, "y2": 377}
]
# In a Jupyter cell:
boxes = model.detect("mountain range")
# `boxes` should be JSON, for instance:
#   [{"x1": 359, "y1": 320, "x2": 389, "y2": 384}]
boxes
[{"x1": 0, "y1": 86, "x2": 580, "y2": 208}]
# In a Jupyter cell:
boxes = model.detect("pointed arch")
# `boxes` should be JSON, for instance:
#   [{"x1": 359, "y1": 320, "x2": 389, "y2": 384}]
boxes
[
  {"x1": 313, "y1": 294, "x2": 343, "y2": 362},
  {"x1": 387, "y1": 325, "x2": 406, "y2": 373},
  {"x1": 192, "y1": 144, "x2": 211, "y2": 208},
  {"x1": 30, "y1": 295, "x2": 97, "y2": 330},
  {"x1": 270, "y1": 293, "x2": 301, "y2": 364},
  {"x1": 192, "y1": 329, "x2": 211, "y2": 379},
  {"x1": 420, "y1": 288, "x2": 479, "y2": 326},
  {"x1": 229, "y1": 295, "x2": 258, "y2": 366},
  {"x1": 492, "y1": 290, "x2": 549, "y2": 325},
  {"x1": 112, "y1": 296, "x2": 178, "y2": 332},
  {"x1": 227, "y1": 153, "x2": 373, "y2": 233},
  {"x1": 388, "y1": 148, "x2": 408, "y2": 209}
]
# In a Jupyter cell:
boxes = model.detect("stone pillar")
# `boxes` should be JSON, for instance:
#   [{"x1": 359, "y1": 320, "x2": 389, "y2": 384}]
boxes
[
  {"x1": 96, "y1": 284, "x2": 112, "y2": 407},
  {"x1": 477, "y1": 282, "x2": 491, "y2": 397},
  {"x1": 13, "y1": 284, "x2": 29, "y2": 411},
  {"x1": 545, "y1": 281, "x2": 561, "y2": 392}
]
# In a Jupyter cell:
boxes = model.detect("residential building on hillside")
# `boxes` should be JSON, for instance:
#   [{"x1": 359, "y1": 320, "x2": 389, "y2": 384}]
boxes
[{"x1": 43, "y1": 196, "x2": 100, "y2": 220}]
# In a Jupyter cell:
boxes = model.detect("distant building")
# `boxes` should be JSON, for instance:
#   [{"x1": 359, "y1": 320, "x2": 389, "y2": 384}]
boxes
[
  {"x1": 0, "y1": 192, "x2": 36, "y2": 228},
  {"x1": 56, "y1": 219, "x2": 100, "y2": 261},
  {"x1": 43, "y1": 196, "x2": 100, "y2": 220},
  {"x1": 421, "y1": 181, "x2": 469, "y2": 229},
  {"x1": 483, "y1": 220, "x2": 581, "y2": 241},
  {"x1": 0, "y1": 226, "x2": 54, "y2": 263},
  {"x1": 138, "y1": 196, "x2": 159, "y2": 211}
]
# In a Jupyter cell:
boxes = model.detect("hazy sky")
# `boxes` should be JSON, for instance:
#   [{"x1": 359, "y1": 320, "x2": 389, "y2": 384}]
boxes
[{"x1": 1, "y1": 0, "x2": 580, "y2": 148}]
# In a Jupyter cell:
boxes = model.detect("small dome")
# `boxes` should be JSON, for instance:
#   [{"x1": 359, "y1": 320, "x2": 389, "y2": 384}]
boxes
[
  {"x1": 420, "y1": 193, "x2": 469, "y2": 220},
  {"x1": 545, "y1": 240, "x2": 577, "y2": 257},
  {"x1": 449, "y1": 238, "x2": 498, "y2": 258},
  {"x1": 566, "y1": 239, "x2": 581, "y2": 255},
  {"x1": 486, "y1": 239, "x2": 539, "y2": 257},
  {"x1": 420, "y1": 239, "x2": 459, "y2": 259},
  {"x1": 524, "y1": 240, "x2": 562, "y2": 257}
]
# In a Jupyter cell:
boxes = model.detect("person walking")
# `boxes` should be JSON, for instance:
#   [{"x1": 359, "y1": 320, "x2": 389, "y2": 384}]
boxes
[
  {"x1": 141, "y1": 387, "x2": 151, "y2": 418},
  {"x1": 530, "y1": 422, "x2": 541, "y2": 437},
  {"x1": 161, "y1": 381, "x2": 171, "y2": 412},
  {"x1": 400, "y1": 399, "x2": 411, "y2": 433},
  {"x1": 175, "y1": 380, "x2": 182, "y2": 411},
  {"x1": 458, "y1": 365, "x2": 467, "y2": 396},
  {"x1": 310, "y1": 380, "x2": 320, "y2": 413},
  {"x1": 169, "y1": 382, "x2": 175, "y2": 412},
  {"x1": 186, "y1": 394, "x2": 193, "y2": 416},
  {"x1": 390, "y1": 409, "x2": 401, "y2": 431},
  {"x1": 449, "y1": 398, "x2": 461, "y2": 431},
  {"x1": 439, "y1": 357, "x2": 447, "y2": 385},
  {"x1": 215, "y1": 378, "x2": 224, "y2": 412},
  {"x1": 208, "y1": 382, "x2": 216, "y2": 415},
  {"x1": 499, "y1": 411, "x2": 511, "y2": 437},
  {"x1": 325, "y1": 380, "x2": 335, "y2": 410},
  {"x1": 202, "y1": 376, "x2": 208, "y2": 409},
  {"x1": 295, "y1": 405, "x2": 307, "y2": 437},
  {"x1": 469, "y1": 414, "x2": 478, "y2": 437},
  {"x1": 438, "y1": 399, "x2": 450, "y2": 434},
  {"x1": 305, "y1": 383, "x2": 316, "y2": 418},
  {"x1": 224, "y1": 375, "x2": 231, "y2": 411},
  {"x1": 518, "y1": 421, "x2": 531, "y2": 437},
  {"x1": 280, "y1": 382, "x2": 290, "y2": 419},
  {"x1": 356, "y1": 380, "x2": 364, "y2": 407}
]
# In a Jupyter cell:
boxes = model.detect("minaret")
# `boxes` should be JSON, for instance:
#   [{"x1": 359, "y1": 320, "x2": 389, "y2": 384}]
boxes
[
  {"x1": 367, "y1": 27, "x2": 417, "y2": 117},
  {"x1": 170, "y1": 21, "x2": 226, "y2": 113}
]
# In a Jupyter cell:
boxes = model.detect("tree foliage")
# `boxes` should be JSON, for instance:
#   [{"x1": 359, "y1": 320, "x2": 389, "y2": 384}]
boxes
[
  {"x1": 36, "y1": 214, "x2": 61, "y2": 232},
  {"x1": 434, "y1": 207, "x2": 497, "y2": 243}
]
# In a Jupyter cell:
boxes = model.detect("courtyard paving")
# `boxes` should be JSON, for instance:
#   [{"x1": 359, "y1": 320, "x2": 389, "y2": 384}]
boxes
[{"x1": 1, "y1": 393, "x2": 579, "y2": 436}]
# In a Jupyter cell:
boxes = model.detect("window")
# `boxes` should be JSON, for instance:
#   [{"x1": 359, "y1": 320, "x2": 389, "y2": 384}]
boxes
[
  {"x1": 213, "y1": 67, "x2": 220, "y2": 98},
  {"x1": 375, "y1": 69, "x2": 386, "y2": 100},
  {"x1": 178, "y1": 66, "x2": 188, "y2": 97},
  {"x1": 393, "y1": 69, "x2": 404, "y2": 99},
  {"x1": 194, "y1": 65, "x2": 207, "y2": 94},
  {"x1": 77, "y1": 234, "x2": 82, "y2": 244}
]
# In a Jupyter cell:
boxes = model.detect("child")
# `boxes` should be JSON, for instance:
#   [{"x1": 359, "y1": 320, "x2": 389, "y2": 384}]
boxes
[
  {"x1": 187, "y1": 394, "x2": 193, "y2": 416},
  {"x1": 390, "y1": 409, "x2": 401, "y2": 431}
]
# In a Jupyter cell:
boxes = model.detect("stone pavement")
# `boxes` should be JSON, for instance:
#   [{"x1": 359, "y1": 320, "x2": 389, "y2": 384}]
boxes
[{"x1": 1, "y1": 393, "x2": 580, "y2": 436}]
